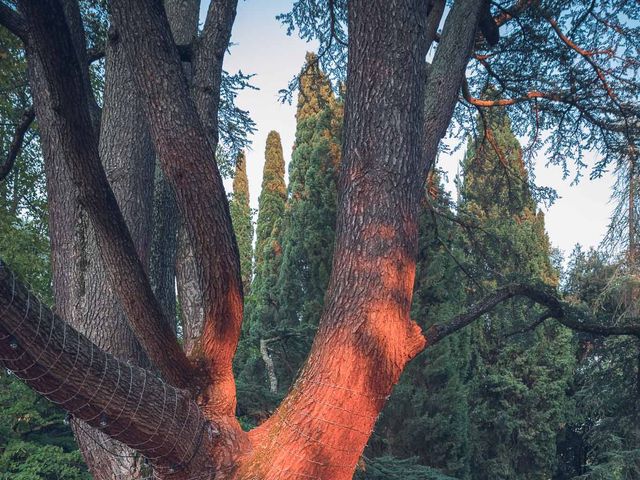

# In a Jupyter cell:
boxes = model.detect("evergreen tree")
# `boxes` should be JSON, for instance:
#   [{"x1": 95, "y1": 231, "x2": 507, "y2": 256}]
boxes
[
  {"x1": 272, "y1": 53, "x2": 343, "y2": 390},
  {"x1": 555, "y1": 247, "x2": 640, "y2": 479},
  {"x1": 235, "y1": 131, "x2": 287, "y2": 422},
  {"x1": 229, "y1": 151, "x2": 253, "y2": 294},
  {"x1": 459, "y1": 105, "x2": 575, "y2": 480},
  {"x1": 371, "y1": 173, "x2": 472, "y2": 479},
  {"x1": 254, "y1": 131, "x2": 286, "y2": 272}
]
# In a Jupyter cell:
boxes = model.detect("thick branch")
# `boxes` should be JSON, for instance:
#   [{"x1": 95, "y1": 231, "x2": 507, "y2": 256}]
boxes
[
  {"x1": 0, "y1": 260, "x2": 212, "y2": 473},
  {"x1": 109, "y1": 0, "x2": 242, "y2": 413},
  {"x1": 424, "y1": 283, "x2": 640, "y2": 347},
  {"x1": 0, "y1": 1, "x2": 27, "y2": 43},
  {"x1": 19, "y1": 0, "x2": 193, "y2": 388},
  {"x1": 0, "y1": 106, "x2": 34, "y2": 181},
  {"x1": 423, "y1": 0, "x2": 485, "y2": 174},
  {"x1": 192, "y1": 0, "x2": 238, "y2": 145}
]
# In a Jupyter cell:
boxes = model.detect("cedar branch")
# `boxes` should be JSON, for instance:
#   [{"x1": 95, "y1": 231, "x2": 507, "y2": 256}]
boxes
[
  {"x1": 0, "y1": 260, "x2": 212, "y2": 472},
  {"x1": 424, "y1": 283, "x2": 640, "y2": 348}
]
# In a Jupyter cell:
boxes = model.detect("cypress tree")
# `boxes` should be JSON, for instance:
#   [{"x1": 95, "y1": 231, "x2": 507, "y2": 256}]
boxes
[
  {"x1": 235, "y1": 131, "x2": 287, "y2": 421},
  {"x1": 459, "y1": 105, "x2": 574, "y2": 480},
  {"x1": 229, "y1": 151, "x2": 253, "y2": 294},
  {"x1": 254, "y1": 131, "x2": 287, "y2": 271},
  {"x1": 273, "y1": 52, "x2": 343, "y2": 390}
]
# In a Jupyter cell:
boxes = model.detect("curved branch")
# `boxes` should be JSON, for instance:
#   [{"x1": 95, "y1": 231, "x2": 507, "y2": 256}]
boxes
[
  {"x1": 462, "y1": 76, "x2": 567, "y2": 107},
  {"x1": 0, "y1": 106, "x2": 34, "y2": 181},
  {"x1": 109, "y1": 0, "x2": 243, "y2": 413},
  {"x1": 424, "y1": 283, "x2": 640, "y2": 347},
  {"x1": 0, "y1": 260, "x2": 212, "y2": 473},
  {"x1": 0, "y1": 1, "x2": 28, "y2": 43}
]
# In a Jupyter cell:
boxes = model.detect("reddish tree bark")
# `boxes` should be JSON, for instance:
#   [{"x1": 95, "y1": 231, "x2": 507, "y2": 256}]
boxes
[{"x1": 1, "y1": 0, "x2": 637, "y2": 479}]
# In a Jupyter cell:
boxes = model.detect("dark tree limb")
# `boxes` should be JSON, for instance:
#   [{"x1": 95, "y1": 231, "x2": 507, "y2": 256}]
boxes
[
  {"x1": 0, "y1": 1, "x2": 28, "y2": 43},
  {"x1": 86, "y1": 44, "x2": 105, "y2": 63},
  {"x1": 109, "y1": 0, "x2": 243, "y2": 414},
  {"x1": 192, "y1": 0, "x2": 238, "y2": 145},
  {"x1": 424, "y1": 283, "x2": 640, "y2": 348},
  {"x1": 494, "y1": 0, "x2": 535, "y2": 27},
  {"x1": 0, "y1": 260, "x2": 213, "y2": 474},
  {"x1": 423, "y1": 0, "x2": 485, "y2": 175},
  {"x1": 0, "y1": 106, "x2": 34, "y2": 181},
  {"x1": 19, "y1": 0, "x2": 194, "y2": 388}
]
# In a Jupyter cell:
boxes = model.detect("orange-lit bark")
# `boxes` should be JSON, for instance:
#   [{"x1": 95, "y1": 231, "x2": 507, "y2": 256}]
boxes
[{"x1": 236, "y1": 1, "x2": 485, "y2": 478}]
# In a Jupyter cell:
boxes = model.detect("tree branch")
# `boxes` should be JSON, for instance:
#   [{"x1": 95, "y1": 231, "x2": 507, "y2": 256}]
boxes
[
  {"x1": 462, "y1": 75, "x2": 567, "y2": 107},
  {"x1": 424, "y1": 283, "x2": 640, "y2": 348},
  {"x1": 494, "y1": 0, "x2": 536, "y2": 27},
  {"x1": 191, "y1": 0, "x2": 238, "y2": 145},
  {"x1": 19, "y1": 0, "x2": 194, "y2": 388},
  {"x1": 0, "y1": 260, "x2": 212, "y2": 473},
  {"x1": 109, "y1": 0, "x2": 243, "y2": 413},
  {"x1": 0, "y1": 106, "x2": 34, "y2": 181},
  {"x1": 0, "y1": 1, "x2": 28, "y2": 43},
  {"x1": 423, "y1": 0, "x2": 485, "y2": 174}
]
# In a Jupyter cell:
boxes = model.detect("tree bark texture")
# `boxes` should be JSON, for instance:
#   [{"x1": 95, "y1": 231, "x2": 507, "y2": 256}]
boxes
[
  {"x1": 110, "y1": 0, "x2": 243, "y2": 417},
  {"x1": 71, "y1": 31, "x2": 157, "y2": 480},
  {"x1": 19, "y1": 0, "x2": 194, "y2": 389}
]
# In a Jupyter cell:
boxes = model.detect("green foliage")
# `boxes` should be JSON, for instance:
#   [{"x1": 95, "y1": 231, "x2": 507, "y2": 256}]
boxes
[
  {"x1": 354, "y1": 455, "x2": 460, "y2": 480},
  {"x1": 230, "y1": 151, "x2": 253, "y2": 293},
  {"x1": 235, "y1": 131, "x2": 288, "y2": 422},
  {"x1": 460, "y1": 106, "x2": 575, "y2": 480},
  {"x1": 554, "y1": 248, "x2": 640, "y2": 480},
  {"x1": 0, "y1": 376, "x2": 89, "y2": 480},
  {"x1": 245, "y1": 130, "x2": 287, "y2": 337},
  {"x1": 271, "y1": 53, "x2": 342, "y2": 390}
]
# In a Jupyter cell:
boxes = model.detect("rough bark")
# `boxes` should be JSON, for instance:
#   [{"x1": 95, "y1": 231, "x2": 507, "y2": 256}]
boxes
[
  {"x1": 110, "y1": 0, "x2": 243, "y2": 417},
  {"x1": 19, "y1": 0, "x2": 194, "y2": 388},
  {"x1": 72, "y1": 31, "x2": 157, "y2": 480},
  {"x1": 149, "y1": 0, "x2": 201, "y2": 330},
  {"x1": 178, "y1": 0, "x2": 238, "y2": 357},
  {"x1": 241, "y1": 1, "x2": 441, "y2": 478}
]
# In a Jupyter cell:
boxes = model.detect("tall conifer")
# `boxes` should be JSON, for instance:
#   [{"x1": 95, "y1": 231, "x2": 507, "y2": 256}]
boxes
[
  {"x1": 273, "y1": 53, "x2": 343, "y2": 390},
  {"x1": 460, "y1": 105, "x2": 574, "y2": 480},
  {"x1": 235, "y1": 132, "x2": 288, "y2": 419},
  {"x1": 230, "y1": 151, "x2": 253, "y2": 294}
]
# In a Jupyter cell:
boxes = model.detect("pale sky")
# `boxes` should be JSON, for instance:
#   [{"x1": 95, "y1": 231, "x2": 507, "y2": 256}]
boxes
[{"x1": 204, "y1": 0, "x2": 617, "y2": 260}]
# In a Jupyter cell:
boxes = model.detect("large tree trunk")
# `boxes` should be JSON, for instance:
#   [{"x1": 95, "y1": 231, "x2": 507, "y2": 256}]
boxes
[
  {"x1": 19, "y1": 1, "x2": 149, "y2": 477},
  {"x1": 239, "y1": 1, "x2": 484, "y2": 478}
]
